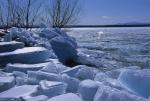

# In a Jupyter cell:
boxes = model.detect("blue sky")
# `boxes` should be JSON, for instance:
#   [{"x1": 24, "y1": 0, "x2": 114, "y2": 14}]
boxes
[{"x1": 79, "y1": 0, "x2": 150, "y2": 25}]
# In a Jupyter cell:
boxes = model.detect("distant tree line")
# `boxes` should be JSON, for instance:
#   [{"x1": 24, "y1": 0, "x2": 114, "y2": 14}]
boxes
[{"x1": 0, "y1": 0, "x2": 81, "y2": 29}]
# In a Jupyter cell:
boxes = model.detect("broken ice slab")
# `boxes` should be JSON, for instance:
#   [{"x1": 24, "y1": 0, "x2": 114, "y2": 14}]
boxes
[
  {"x1": 0, "y1": 41, "x2": 24, "y2": 53},
  {"x1": 25, "y1": 95, "x2": 48, "y2": 101},
  {"x1": 0, "y1": 76, "x2": 15, "y2": 92},
  {"x1": 0, "y1": 85, "x2": 38, "y2": 101},
  {"x1": 47, "y1": 93, "x2": 83, "y2": 101},
  {"x1": 38, "y1": 80, "x2": 67, "y2": 97},
  {"x1": 5, "y1": 63, "x2": 45, "y2": 73},
  {"x1": 0, "y1": 47, "x2": 51, "y2": 64},
  {"x1": 27, "y1": 71, "x2": 61, "y2": 84}
]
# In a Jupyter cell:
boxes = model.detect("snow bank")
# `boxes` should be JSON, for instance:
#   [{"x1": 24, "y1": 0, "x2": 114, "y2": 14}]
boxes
[
  {"x1": 0, "y1": 41, "x2": 24, "y2": 53},
  {"x1": 118, "y1": 69, "x2": 150, "y2": 98},
  {"x1": 0, "y1": 76, "x2": 15, "y2": 92},
  {"x1": 78, "y1": 80, "x2": 99, "y2": 101},
  {"x1": 47, "y1": 93, "x2": 83, "y2": 101},
  {"x1": 0, "y1": 47, "x2": 51, "y2": 64}
]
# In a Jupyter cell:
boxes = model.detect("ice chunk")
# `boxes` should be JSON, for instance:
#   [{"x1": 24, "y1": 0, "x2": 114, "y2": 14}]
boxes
[
  {"x1": 47, "y1": 93, "x2": 83, "y2": 101},
  {"x1": 5, "y1": 63, "x2": 44, "y2": 73},
  {"x1": 27, "y1": 71, "x2": 61, "y2": 84},
  {"x1": 94, "y1": 84, "x2": 147, "y2": 101},
  {"x1": 41, "y1": 62, "x2": 69, "y2": 74},
  {"x1": 118, "y1": 69, "x2": 150, "y2": 98},
  {"x1": 38, "y1": 80, "x2": 67, "y2": 97},
  {"x1": 94, "y1": 72, "x2": 109, "y2": 82},
  {"x1": 0, "y1": 41, "x2": 24, "y2": 53},
  {"x1": 50, "y1": 36, "x2": 78, "y2": 64},
  {"x1": 62, "y1": 74, "x2": 80, "y2": 93},
  {"x1": 75, "y1": 66, "x2": 97, "y2": 80},
  {"x1": 0, "y1": 76, "x2": 15, "y2": 92},
  {"x1": 25, "y1": 95, "x2": 48, "y2": 101},
  {"x1": 0, "y1": 47, "x2": 51, "y2": 64},
  {"x1": 78, "y1": 80, "x2": 99, "y2": 101},
  {"x1": 0, "y1": 85, "x2": 38, "y2": 101},
  {"x1": 61, "y1": 65, "x2": 83, "y2": 77}
]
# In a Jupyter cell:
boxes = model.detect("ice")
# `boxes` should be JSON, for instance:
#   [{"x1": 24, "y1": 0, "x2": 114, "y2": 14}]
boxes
[
  {"x1": 0, "y1": 41, "x2": 24, "y2": 53},
  {"x1": 27, "y1": 71, "x2": 61, "y2": 84},
  {"x1": 39, "y1": 29, "x2": 59, "y2": 39},
  {"x1": 0, "y1": 85, "x2": 38, "y2": 101},
  {"x1": 118, "y1": 69, "x2": 150, "y2": 98},
  {"x1": 0, "y1": 47, "x2": 52, "y2": 64},
  {"x1": 38, "y1": 80, "x2": 67, "y2": 97},
  {"x1": 61, "y1": 74, "x2": 80, "y2": 93},
  {"x1": 94, "y1": 72, "x2": 109, "y2": 82},
  {"x1": 0, "y1": 76, "x2": 15, "y2": 92},
  {"x1": 78, "y1": 80, "x2": 99, "y2": 101},
  {"x1": 94, "y1": 84, "x2": 147, "y2": 101},
  {"x1": 25, "y1": 95, "x2": 48, "y2": 101},
  {"x1": 75, "y1": 66, "x2": 97, "y2": 80},
  {"x1": 50, "y1": 36, "x2": 78, "y2": 64},
  {"x1": 41, "y1": 62, "x2": 69, "y2": 74},
  {"x1": 47, "y1": 93, "x2": 83, "y2": 101},
  {"x1": 5, "y1": 63, "x2": 44, "y2": 73},
  {"x1": 61, "y1": 65, "x2": 83, "y2": 77}
]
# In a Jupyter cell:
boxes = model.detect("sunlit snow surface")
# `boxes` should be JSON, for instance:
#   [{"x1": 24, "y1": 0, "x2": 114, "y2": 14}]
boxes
[{"x1": 67, "y1": 27, "x2": 150, "y2": 69}]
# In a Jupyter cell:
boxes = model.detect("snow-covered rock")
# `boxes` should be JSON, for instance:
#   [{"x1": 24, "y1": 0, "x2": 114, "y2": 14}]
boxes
[
  {"x1": 47, "y1": 93, "x2": 83, "y2": 101},
  {"x1": 0, "y1": 85, "x2": 38, "y2": 101},
  {"x1": 94, "y1": 84, "x2": 147, "y2": 101},
  {"x1": 38, "y1": 80, "x2": 67, "y2": 97},
  {"x1": 61, "y1": 74, "x2": 80, "y2": 93},
  {"x1": 78, "y1": 80, "x2": 99, "y2": 101},
  {"x1": 0, "y1": 47, "x2": 51, "y2": 64},
  {"x1": 27, "y1": 71, "x2": 61, "y2": 84},
  {"x1": 0, "y1": 76, "x2": 15, "y2": 92},
  {"x1": 41, "y1": 62, "x2": 69, "y2": 74},
  {"x1": 50, "y1": 36, "x2": 78, "y2": 65},
  {"x1": 5, "y1": 63, "x2": 44, "y2": 73},
  {"x1": 118, "y1": 69, "x2": 150, "y2": 98},
  {"x1": 0, "y1": 41, "x2": 24, "y2": 53},
  {"x1": 25, "y1": 95, "x2": 48, "y2": 101},
  {"x1": 61, "y1": 65, "x2": 83, "y2": 77}
]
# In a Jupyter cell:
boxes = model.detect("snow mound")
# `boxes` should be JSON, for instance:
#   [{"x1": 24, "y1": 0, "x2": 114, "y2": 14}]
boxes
[
  {"x1": 61, "y1": 74, "x2": 80, "y2": 93},
  {"x1": 38, "y1": 80, "x2": 67, "y2": 97},
  {"x1": 0, "y1": 85, "x2": 38, "y2": 101},
  {"x1": 118, "y1": 69, "x2": 150, "y2": 98},
  {"x1": 47, "y1": 93, "x2": 83, "y2": 101},
  {"x1": 0, "y1": 76, "x2": 15, "y2": 92},
  {"x1": 0, "y1": 47, "x2": 51, "y2": 64},
  {"x1": 78, "y1": 80, "x2": 99, "y2": 101},
  {"x1": 0, "y1": 41, "x2": 24, "y2": 53},
  {"x1": 5, "y1": 63, "x2": 44, "y2": 73},
  {"x1": 94, "y1": 84, "x2": 147, "y2": 101}
]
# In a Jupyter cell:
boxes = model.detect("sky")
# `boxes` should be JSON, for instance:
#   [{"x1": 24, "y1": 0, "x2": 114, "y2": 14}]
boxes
[{"x1": 79, "y1": 0, "x2": 150, "y2": 25}]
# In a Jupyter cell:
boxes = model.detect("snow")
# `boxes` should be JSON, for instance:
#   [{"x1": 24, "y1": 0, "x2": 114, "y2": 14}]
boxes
[
  {"x1": 0, "y1": 47, "x2": 52, "y2": 64},
  {"x1": 0, "y1": 76, "x2": 15, "y2": 92},
  {"x1": 47, "y1": 93, "x2": 83, "y2": 101},
  {"x1": 38, "y1": 80, "x2": 67, "y2": 97},
  {"x1": 94, "y1": 84, "x2": 147, "y2": 101},
  {"x1": 61, "y1": 74, "x2": 80, "y2": 93},
  {"x1": 78, "y1": 80, "x2": 99, "y2": 101},
  {"x1": 0, "y1": 41, "x2": 24, "y2": 53},
  {"x1": 5, "y1": 63, "x2": 44, "y2": 73},
  {"x1": 0, "y1": 85, "x2": 38, "y2": 101},
  {"x1": 118, "y1": 69, "x2": 150, "y2": 98}
]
